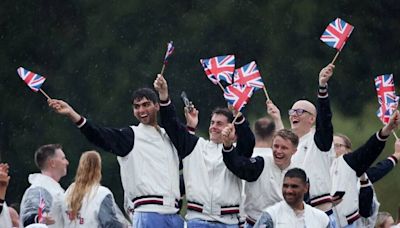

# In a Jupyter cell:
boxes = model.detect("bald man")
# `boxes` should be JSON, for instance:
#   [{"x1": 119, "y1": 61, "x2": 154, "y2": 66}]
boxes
[{"x1": 285, "y1": 64, "x2": 336, "y2": 226}]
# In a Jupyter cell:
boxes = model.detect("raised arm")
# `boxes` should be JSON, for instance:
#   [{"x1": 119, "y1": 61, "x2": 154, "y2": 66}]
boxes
[
  {"x1": 366, "y1": 139, "x2": 400, "y2": 183},
  {"x1": 314, "y1": 64, "x2": 334, "y2": 151},
  {"x1": 344, "y1": 111, "x2": 400, "y2": 176},
  {"x1": 266, "y1": 100, "x2": 284, "y2": 131},
  {"x1": 48, "y1": 99, "x2": 134, "y2": 157},
  {"x1": 154, "y1": 74, "x2": 199, "y2": 159},
  {"x1": 222, "y1": 124, "x2": 264, "y2": 182}
]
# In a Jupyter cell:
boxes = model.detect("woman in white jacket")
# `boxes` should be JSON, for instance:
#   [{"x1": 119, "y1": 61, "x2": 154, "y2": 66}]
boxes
[{"x1": 63, "y1": 151, "x2": 129, "y2": 228}]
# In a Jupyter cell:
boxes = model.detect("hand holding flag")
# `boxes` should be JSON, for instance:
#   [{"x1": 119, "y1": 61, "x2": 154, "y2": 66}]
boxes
[
  {"x1": 17, "y1": 67, "x2": 51, "y2": 99},
  {"x1": 320, "y1": 18, "x2": 354, "y2": 64},
  {"x1": 160, "y1": 41, "x2": 175, "y2": 75},
  {"x1": 374, "y1": 74, "x2": 399, "y2": 139}
]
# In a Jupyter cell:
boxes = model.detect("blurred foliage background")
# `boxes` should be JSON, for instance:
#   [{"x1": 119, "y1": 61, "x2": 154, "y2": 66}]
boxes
[{"x1": 1, "y1": 0, "x2": 400, "y2": 217}]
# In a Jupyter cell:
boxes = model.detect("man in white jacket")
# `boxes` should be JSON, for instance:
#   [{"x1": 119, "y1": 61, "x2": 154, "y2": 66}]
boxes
[
  {"x1": 0, "y1": 163, "x2": 12, "y2": 228},
  {"x1": 20, "y1": 144, "x2": 69, "y2": 227},
  {"x1": 254, "y1": 168, "x2": 329, "y2": 228}
]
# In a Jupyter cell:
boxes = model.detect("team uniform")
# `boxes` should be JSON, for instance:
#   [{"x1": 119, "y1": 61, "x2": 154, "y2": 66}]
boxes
[
  {"x1": 290, "y1": 86, "x2": 335, "y2": 222},
  {"x1": 63, "y1": 184, "x2": 127, "y2": 227},
  {"x1": 159, "y1": 100, "x2": 255, "y2": 227},
  {"x1": 0, "y1": 201, "x2": 12, "y2": 228},
  {"x1": 330, "y1": 131, "x2": 389, "y2": 227},
  {"x1": 222, "y1": 146, "x2": 296, "y2": 228},
  {"x1": 355, "y1": 156, "x2": 398, "y2": 228},
  {"x1": 254, "y1": 201, "x2": 329, "y2": 228},
  {"x1": 20, "y1": 173, "x2": 65, "y2": 227},
  {"x1": 75, "y1": 117, "x2": 184, "y2": 227}
]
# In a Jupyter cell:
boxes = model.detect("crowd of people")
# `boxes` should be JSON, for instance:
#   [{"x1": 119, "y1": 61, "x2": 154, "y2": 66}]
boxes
[{"x1": 1, "y1": 63, "x2": 400, "y2": 227}]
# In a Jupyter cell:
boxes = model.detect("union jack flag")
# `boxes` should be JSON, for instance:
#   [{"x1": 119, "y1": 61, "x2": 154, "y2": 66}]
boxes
[
  {"x1": 38, "y1": 194, "x2": 46, "y2": 223},
  {"x1": 375, "y1": 74, "x2": 397, "y2": 105},
  {"x1": 163, "y1": 41, "x2": 175, "y2": 64},
  {"x1": 233, "y1": 61, "x2": 264, "y2": 89},
  {"x1": 320, "y1": 18, "x2": 354, "y2": 51},
  {"x1": 377, "y1": 101, "x2": 399, "y2": 124},
  {"x1": 200, "y1": 55, "x2": 235, "y2": 84},
  {"x1": 17, "y1": 67, "x2": 46, "y2": 92},
  {"x1": 224, "y1": 83, "x2": 254, "y2": 112},
  {"x1": 200, "y1": 61, "x2": 219, "y2": 85}
]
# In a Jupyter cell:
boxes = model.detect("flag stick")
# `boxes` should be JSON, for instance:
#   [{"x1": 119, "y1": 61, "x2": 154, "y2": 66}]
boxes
[
  {"x1": 263, "y1": 86, "x2": 270, "y2": 101},
  {"x1": 232, "y1": 112, "x2": 241, "y2": 123},
  {"x1": 160, "y1": 64, "x2": 166, "y2": 75},
  {"x1": 217, "y1": 81, "x2": 225, "y2": 92},
  {"x1": 331, "y1": 51, "x2": 341, "y2": 65},
  {"x1": 39, "y1": 89, "x2": 51, "y2": 100},
  {"x1": 393, "y1": 131, "x2": 399, "y2": 140}
]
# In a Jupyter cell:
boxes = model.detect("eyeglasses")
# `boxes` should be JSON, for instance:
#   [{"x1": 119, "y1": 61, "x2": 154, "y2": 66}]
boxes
[
  {"x1": 334, "y1": 143, "x2": 349, "y2": 149},
  {"x1": 288, "y1": 109, "x2": 312, "y2": 116}
]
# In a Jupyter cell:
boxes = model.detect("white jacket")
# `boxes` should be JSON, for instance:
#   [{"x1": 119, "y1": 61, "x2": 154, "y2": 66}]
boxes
[
  {"x1": 264, "y1": 201, "x2": 329, "y2": 228},
  {"x1": 117, "y1": 124, "x2": 180, "y2": 214},
  {"x1": 0, "y1": 202, "x2": 12, "y2": 228},
  {"x1": 184, "y1": 138, "x2": 242, "y2": 224},
  {"x1": 292, "y1": 130, "x2": 333, "y2": 206}
]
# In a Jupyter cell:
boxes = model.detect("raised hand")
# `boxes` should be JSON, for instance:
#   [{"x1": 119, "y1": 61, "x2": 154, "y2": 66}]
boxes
[
  {"x1": 266, "y1": 100, "x2": 284, "y2": 130},
  {"x1": 319, "y1": 64, "x2": 335, "y2": 86},
  {"x1": 222, "y1": 124, "x2": 235, "y2": 148},
  {"x1": 381, "y1": 110, "x2": 400, "y2": 136},
  {"x1": 153, "y1": 74, "x2": 169, "y2": 101},
  {"x1": 185, "y1": 104, "x2": 199, "y2": 129},
  {"x1": 48, "y1": 99, "x2": 81, "y2": 123}
]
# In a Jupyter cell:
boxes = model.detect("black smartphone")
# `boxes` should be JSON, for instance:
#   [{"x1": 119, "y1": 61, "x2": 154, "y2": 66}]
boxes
[{"x1": 333, "y1": 191, "x2": 345, "y2": 198}]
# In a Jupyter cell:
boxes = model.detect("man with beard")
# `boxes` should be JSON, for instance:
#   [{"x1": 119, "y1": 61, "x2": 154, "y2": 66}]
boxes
[
  {"x1": 254, "y1": 168, "x2": 329, "y2": 228},
  {"x1": 48, "y1": 88, "x2": 184, "y2": 228}
]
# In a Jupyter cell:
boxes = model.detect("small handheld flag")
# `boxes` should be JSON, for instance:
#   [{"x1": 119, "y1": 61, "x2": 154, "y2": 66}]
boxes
[
  {"x1": 17, "y1": 67, "x2": 50, "y2": 99},
  {"x1": 320, "y1": 18, "x2": 354, "y2": 64},
  {"x1": 223, "y1": 83, "x2": 254, "y2": 113},
  {"x1": 233, "y1": 61, "x2": 270, "y2": 100},
  {"x1": 374, "y1": 74, "x2": 399, "y2": 139},
  {"x1": 160, "y1": 41, "x2": 175, "y2": 75},
  {"x1": 200, "y1": 55, "x2": 235, "y2": 85},
  {"x1": 38, "y1": 193, "x2": 46, "y2": 223}
]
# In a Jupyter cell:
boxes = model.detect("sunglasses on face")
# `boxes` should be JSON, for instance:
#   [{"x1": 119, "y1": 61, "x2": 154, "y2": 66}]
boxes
[{"x1": 288, "y1": 109, "x2": 312, "y2": 116}]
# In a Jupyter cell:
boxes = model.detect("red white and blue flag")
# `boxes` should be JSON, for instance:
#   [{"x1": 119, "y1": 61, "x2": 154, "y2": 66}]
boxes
[
  {"x1": 38, "y1": 194, "x2": 46, "y2": 223},
  {"x1": 200, "y1": 55, "x2": 235, "y2": 84},
  {"x1": 17, "y1": 67, "x2": 46, "y2": 92},
  {"x1": 320, "y1": 18, "x2": 354, "y2": 51},
  {"x1": 375, "y1": 74, "x2": 397, "y2": 105},
  {"x1": 375, "y1": 74, "x2": 399, "y2": 124},
  {"x1": 224, "y1": 83, "x2": 254, "y2": 112},
  {"x1": 163, "y1": 41, "x2": 175, "y2": 64},
  {"x1": 233, "y1": 61, "x2": 264, "y2": 89},
  {"x1": 377, "y1": 101, "x2": 399, "y2": 124}
]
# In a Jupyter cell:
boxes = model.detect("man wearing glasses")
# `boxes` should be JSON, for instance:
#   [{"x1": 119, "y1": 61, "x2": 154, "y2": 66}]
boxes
[{"x1": 285, "y1": 64, "x2": 336, "y2": 227}]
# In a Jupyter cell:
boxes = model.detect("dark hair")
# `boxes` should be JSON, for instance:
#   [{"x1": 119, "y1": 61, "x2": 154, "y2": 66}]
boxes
[
  {"x1": 211, "y1": 107, "x2": 234, "y2": 123},
  {"x1": 334, "y1": 133, "x2": 352, "y2": 149},
  {"x1": 254, "y1": 117, "x2": 275, "y2": 140},
  {"x1": 285, "y1": 168, "x2": 307, "y2": 184},
  {"x1": 273, "y1": 129, "x2": 299, "y2": 148},
  {"x1": 34, "y1": 144, "x2": 62, "y2": 170},
  {"x1": 131, "y1": 88, "x2": 159, "y2": 104}
]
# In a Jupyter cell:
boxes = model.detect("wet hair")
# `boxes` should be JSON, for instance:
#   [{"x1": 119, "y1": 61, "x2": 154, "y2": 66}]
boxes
[
  {"x1": 273, "y1": 129, "x2": 299, "y2": 148},
  {"x1": 211, "y1": 107, "x2": 234, "y2": 123},
  {"x1": 284, "y1": 168, "x2": 308, "y2": 184},
  {"x1": 34, "y1": 144, "x2": 62, "y2": 170},
  {"x1": 334, "y1": 133, "x2": 352, "y2": 150},
  {"x1": 131, "y1": 88, "x2": 159, "y2": 104},
  {"x1": 254, "y1": 117, "x2": 276, "y2": 140}
]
